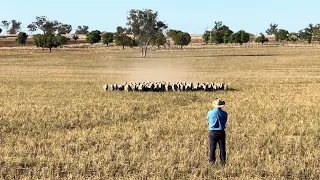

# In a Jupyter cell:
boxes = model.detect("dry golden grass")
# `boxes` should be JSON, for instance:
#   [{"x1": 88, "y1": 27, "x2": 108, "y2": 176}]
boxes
[{"x1": 0, "y1": 45, "x2": 320, "y2": 179}]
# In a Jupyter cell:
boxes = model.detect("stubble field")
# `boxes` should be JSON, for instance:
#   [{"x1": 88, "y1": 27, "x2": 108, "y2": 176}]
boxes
[{"x1": 0, "y1": 45, "x2": 320, "y2": 179}]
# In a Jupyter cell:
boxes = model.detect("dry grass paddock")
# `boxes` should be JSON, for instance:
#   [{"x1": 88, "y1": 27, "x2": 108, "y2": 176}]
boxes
[{"x1": 0, "y1": 45, "x2": 320, "y2": 179}]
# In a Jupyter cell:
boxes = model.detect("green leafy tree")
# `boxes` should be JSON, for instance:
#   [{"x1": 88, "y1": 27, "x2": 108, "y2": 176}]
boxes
[
  {"x1": 210, "y1": 21, "x2": 233, "y2": 44},
  {"x1": 299, "y1": 30, "x2": 312, "y2": 44},
  {"x1": 102, "y1": 32, "x2": 114, "y2": 46},
  {"x1": 167, "y1": 29, "x2": 191, "y2": 48},
  {"x1": 298, "y1": 24, "x2": 315, "y2": 44},
  {"x1": 43, "y1": 33, "x2": 58, "y2": 52},
  {"x1": 152, "y1": 32, "x2": 166, "y2": 49},
  {"x1": 9, "y1": 20, "x2": 22, "y2": 34},
  {"x1": 27, "y1": 16, "x2": 47, "y2": 33},
  {"x1": 114, "y1": 35, "x2": 132, "y2": 49},
  {"x1": 266, "y1": 23, "x2": 278, "y2": 35},
  {"x1": 33, "y1": 34, "x2": 44, "y2": 49},
  {"x1": 27, "y1": 16, "x2": 61, "y2": 34},
  {"x1": 231, "y1": 30, "x2": 250, "y2": 45},
  {"x1": 16, "y1": 32, "x2": 28, "y2": 45},
  {"x1": 167, "y1": 29, "x2": 179, "y2": 46},
  {"x1": 127, "y1": 9, "x2": 167, "y2": 57},
  {"x1": 312, "y1": 29, "x2": 320, "y2": 44},
  {"x1": 275, "y1": 29, "x2": 289, "y2": 42},
  {"x1": 167, "y1": 29, "x2": 180, "y2": 39},
  {"x1": 202, "y1": 30, "x2": 210, "y2": 45},
  {"x1": 86, "y1": 30, "x2": 101, "y2": 44},
  {"x1": 114, "y1": 26, "x2": 132, "y2": 49},
  {"x1": 130, "y1": 38, "x2": 139, "y2": 47},
  {"x1": 255, "y1": 33, "x2": 269, "y2": 44},
  {"x1": 172, "y1": 31, "x2": 191, "y2": 49},
  {"x1": 1, "y1": 20, "x2": 10, "y2": 32},
  {"x1": 33, "y1": 33, "x2": 62, "y2": 52},
  {"x1": 288, "y1": 32, "x2": 299, "y2": 43},
  {"x1": 72, "y1": 34, "x2": 79, "y2": 41},
  {"x1": 55, "y1": 35, "x2": 69, "y2": 47},
  {"x1": 116, "y1": 26, "x2": 128, "y2": 34},
  {"x1": 305, "y1": 24, "x2": 315, "y2": 34},
  {"x1": 1, "y1": 20, "x2": 22, "y2": 34},
  {"x1": 75, "y1": 25, "x2": 89, "y2": 35},
  {"x1": 222, "y1": 30, "x2": 232, "y2": 44},
  {"x1": 57, "y1": 24, "x2": 72, "y2": 35}
]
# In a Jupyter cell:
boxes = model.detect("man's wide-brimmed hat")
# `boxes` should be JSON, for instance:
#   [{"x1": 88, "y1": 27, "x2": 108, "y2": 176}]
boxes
[{"x1": 212, "y1": 98, "x2": 225, "y2": 108}]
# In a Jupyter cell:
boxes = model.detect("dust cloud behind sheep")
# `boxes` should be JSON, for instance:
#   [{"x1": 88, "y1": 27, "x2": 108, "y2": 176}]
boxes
[{"x1": 125, "y1": 59, "x2": 191, "y2": 83}]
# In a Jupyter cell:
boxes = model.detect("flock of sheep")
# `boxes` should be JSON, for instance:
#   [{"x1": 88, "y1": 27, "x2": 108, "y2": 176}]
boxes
[{"x1": 103, "y1": 82, "x2": 227, "y2": 92}]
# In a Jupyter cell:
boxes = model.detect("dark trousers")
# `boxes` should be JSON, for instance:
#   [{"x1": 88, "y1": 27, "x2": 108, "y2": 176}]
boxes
[{"x1": 209, "y1": 130, "x2": 226, "y2": 164}]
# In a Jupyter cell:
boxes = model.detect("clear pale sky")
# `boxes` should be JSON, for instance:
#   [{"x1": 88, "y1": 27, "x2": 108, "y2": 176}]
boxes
[{"x1": 1, "y1": 0, "x2": 319, "y2": 35}]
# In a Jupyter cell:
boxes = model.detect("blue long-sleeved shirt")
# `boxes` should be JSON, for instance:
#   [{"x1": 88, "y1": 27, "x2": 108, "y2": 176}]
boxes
[{"x1": 207, "y1": 108, "x2": 228, "y2": 130}]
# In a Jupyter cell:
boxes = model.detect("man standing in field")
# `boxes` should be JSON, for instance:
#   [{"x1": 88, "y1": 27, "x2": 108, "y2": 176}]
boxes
[{"x1": 207, "y1": 98, "x2": 228, "y2": 165}]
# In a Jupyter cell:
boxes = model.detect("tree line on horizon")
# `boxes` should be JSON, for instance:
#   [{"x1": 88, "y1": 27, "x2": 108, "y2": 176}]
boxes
[
  {"x1": 202, "y1": 22, "x2": 320, "y2": 45},
  {"x1": 1, "y1": 10, "x2": 320, "y2": 56},
  {"x1": 0, "y1": 10, "x2": 191, "y2": 56}
]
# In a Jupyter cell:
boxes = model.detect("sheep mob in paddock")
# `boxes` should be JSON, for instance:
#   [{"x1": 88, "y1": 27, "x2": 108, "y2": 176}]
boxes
[{"x1": 103, "y1": 82, "x2": 228, "y2": 92}]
